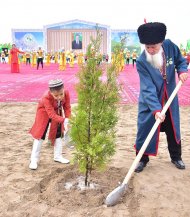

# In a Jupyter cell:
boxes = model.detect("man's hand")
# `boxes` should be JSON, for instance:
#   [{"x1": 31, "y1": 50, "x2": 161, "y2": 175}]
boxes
[
  {"x1": 155, "y1": 112, "x2": 165, "y2": 122},
  {"x1": 179, "y1": 72, "x2": 188, "y2": 83}
]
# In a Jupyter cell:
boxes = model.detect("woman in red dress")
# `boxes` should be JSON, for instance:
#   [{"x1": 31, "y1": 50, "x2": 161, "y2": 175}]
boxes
[{"x1": 10, "y1": 44, "x2": 24, "y2": 73}]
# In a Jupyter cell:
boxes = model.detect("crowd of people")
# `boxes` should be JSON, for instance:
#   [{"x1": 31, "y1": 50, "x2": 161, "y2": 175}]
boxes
[
  {"x1": 0, "y1": 45, "x2": 112, "y2": 72},
  {"x1": 1, "y1": 44, "x2": 189, "y2": 74}
]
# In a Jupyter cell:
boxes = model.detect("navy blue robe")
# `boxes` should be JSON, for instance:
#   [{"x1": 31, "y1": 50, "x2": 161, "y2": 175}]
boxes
[{"x1": 135, "y1": 39, "x2": 188, "y2": 155}]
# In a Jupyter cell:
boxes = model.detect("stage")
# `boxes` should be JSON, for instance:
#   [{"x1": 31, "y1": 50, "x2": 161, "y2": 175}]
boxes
[{"x1": 0, "y1": 63, "x2": 189, "y2": 105}]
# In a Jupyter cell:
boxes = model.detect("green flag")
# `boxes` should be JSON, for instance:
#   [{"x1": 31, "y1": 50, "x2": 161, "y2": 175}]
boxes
[{"x1": 186, "y1": 39, "x2": 190, "y2": 52}]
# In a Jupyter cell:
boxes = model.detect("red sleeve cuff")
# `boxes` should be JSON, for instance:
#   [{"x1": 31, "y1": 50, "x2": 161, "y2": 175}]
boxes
[
  {"x1": 178, "y1": 71, "x2": 187, "y2": 76},
  {"x1": 152, "y1": 109, "x2": 161, "y2": 116}
]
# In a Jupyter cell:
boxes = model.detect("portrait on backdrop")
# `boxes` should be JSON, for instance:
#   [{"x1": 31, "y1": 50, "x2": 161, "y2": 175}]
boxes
[{"x1": 72, "y1": 32, "x2": 82, "y2": 49}]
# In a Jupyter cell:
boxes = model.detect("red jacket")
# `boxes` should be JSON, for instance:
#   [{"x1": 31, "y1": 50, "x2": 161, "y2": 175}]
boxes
[{"x1": 29, "y1": 90, "x2": 71, "y2": 144}]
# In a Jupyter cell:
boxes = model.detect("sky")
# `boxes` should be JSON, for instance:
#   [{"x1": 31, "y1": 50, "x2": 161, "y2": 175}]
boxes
[{"x1": 1, "y1": 0, "x2": 189, "y2": 47}]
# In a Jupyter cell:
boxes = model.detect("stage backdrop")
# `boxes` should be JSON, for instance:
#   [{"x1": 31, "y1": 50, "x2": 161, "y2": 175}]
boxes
[
  {"x1": 111, "y1": 30, "x2": 141, "y2": 55},
  {"x1": 12, "y1": 29, "x2": 44, "y2": 51},
  {"x1": 11, "y1": 20, "x2": 140, "y2": 58},
  {"x1": 44, "y1": 19, "x2": 111, "y2": 55}
]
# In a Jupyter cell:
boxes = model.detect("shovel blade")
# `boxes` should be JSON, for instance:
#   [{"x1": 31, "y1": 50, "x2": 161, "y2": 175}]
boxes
[{"x1": 105, "y1": 183, "x2": 127, "y2": 207}]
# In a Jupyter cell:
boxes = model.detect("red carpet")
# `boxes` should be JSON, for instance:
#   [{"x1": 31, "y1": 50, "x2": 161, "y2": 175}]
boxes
[{"x1": 0, "y1": 63, "x2": 189, "y2": 105}]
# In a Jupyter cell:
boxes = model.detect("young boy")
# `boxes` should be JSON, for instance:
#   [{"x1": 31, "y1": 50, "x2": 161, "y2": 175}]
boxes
[{"x1": 29, "y1": 79, "x2": 71, "y2": 170}]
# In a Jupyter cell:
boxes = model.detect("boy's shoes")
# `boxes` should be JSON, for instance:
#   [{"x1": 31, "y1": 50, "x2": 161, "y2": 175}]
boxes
[
  {"x1": 29, "y1": 161, "x2": 38, "y2": 170},
  {"x1": 54, "y1": 157, "x2": 70, "y2": 164},
  {"x1": 171, "y1": 160, "x2": 185, "y2": 169},
  {"x1": 135, "y1": 161, "x2": 147, "y2": 173}
]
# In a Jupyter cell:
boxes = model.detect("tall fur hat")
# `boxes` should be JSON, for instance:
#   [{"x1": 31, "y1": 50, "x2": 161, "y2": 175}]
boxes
[{"x1": 137, "y1": 22, "x2": 167, "y2": 44}]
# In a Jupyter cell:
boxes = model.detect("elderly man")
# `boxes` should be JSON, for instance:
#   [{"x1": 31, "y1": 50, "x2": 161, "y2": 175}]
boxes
[{"x1": 134, "y1": 22, "x2": 188, "y2": 173}]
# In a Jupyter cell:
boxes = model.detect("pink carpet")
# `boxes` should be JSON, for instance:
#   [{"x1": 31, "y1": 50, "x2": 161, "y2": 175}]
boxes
[
  {"x1": 0, "y1": 63, "x2": 189, "y2": 105},
  {"x1": 0, "y1": 63, "x2": 78, "y2": 103}
]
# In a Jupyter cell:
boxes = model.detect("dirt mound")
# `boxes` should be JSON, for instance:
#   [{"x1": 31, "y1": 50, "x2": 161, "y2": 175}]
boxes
[{"x1": 27, "y1": 165, "x2": 132, "y2": 210}]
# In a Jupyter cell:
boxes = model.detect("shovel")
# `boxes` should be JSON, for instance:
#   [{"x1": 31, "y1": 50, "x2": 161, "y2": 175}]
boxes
[{"x1": 105, "y1": 80, "x2": 183, "y2": 207}]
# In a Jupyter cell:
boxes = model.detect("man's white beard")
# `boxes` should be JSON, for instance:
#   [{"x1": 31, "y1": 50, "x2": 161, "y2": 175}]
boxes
[{"x1": 145, "y1": 48, "x2": 163, "y2": 69}]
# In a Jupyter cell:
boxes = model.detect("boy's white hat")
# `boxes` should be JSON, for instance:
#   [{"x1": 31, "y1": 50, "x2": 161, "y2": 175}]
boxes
[{"x1": 49, "y1": 79, "x2": 63, "y2": 88}]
